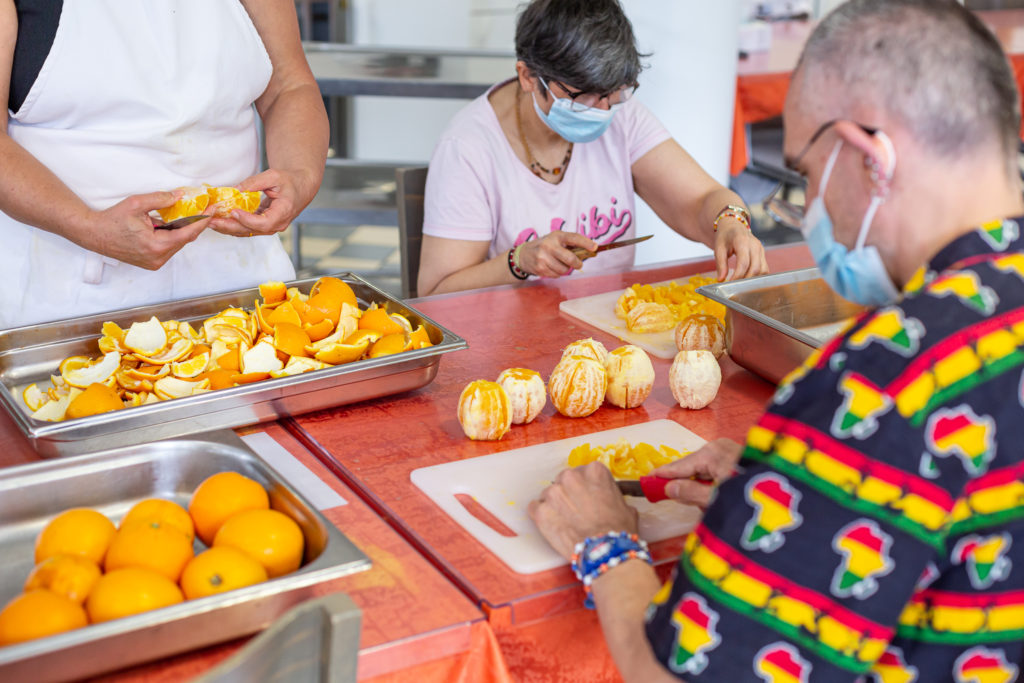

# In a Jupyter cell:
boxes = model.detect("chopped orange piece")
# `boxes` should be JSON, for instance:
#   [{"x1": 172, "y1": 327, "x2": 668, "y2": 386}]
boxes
[
  {"x1": 273, "y1": 323, "x2": 311, "y2": 359},
  {"x1": 343, "y1": 329, "x2": 382, "y2": 346},
  {"x1": 157, "y1": 187, "x2": 210, "y2": 223},
  {"x1": 310, "y1": 276, "x2": 358, "y2": 309},
  {"x1": 303, "y1": 318, "x2": 335, "y2": 342},
  {"x1": 265, "y1": 301, "x2": 302, "y2": 328},
  {"x1": 206, "y1": 186, "x2": 261, "y2": 217},
  {"x1": 409, "y1": 325, "x2": 433, "y2": 349},
  {"x1": 313, "y1": 339, "x2": 369, "y2": 365},
  {"x1": 358, "y1": 307, "x2": 404, "y2": 335},
  {"x1": 258, "y1": 281, "x2": 287, "y2": 305},
  {"x1": 368, "y1": 333, "x2": 410, "y2": 358},
  {"x1": 65, "y1": 382, "x2": 124, "y2": 419}
]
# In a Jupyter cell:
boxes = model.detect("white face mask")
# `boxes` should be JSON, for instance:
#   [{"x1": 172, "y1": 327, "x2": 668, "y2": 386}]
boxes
[{"x1": 801, "y1": 135, "x2": 900, "y2": 307}]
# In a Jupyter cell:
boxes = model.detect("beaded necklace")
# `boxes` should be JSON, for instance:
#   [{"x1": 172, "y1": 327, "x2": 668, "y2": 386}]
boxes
[{"x1": 515, "y1": 86, "x2": 573, "y2": 179}]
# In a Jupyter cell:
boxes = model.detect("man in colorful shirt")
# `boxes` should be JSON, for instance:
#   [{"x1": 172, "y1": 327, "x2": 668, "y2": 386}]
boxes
[{"x1": 530, "y1": 1, "x2": 1024, "y2": 681}]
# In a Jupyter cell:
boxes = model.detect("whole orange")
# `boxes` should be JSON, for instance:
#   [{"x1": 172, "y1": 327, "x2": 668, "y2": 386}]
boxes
[
  {"x1": 35, "y1": 508, "x2": 117, "y2": 565},
  {"x1": 188, "y1": 472, "x2": 270, "y2": 546},
  {"x1": 24, "y1": 555, "x2": 102, "y2": 604},
  {"x1": 119, "y1": 498, "x2": 195, "y2": 542},
  {"x1": 104, "y1": 521, "x2": 194, "y2": 583},
  {"x1": 213, "y1": 509, "x2": 304, "y2": 578},
  {"x1": 0, "y1": 590, "x2": 88, "y2": 645},
  {"x1": 180, "y1": 547, "x2": 269, "y2": 600},
  {"x1": 86, "y1": 567, "x2": 184, "y2": 624}
]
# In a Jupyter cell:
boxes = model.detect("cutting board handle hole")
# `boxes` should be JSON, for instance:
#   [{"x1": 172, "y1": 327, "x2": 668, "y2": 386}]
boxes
[{"x1": 454, "y1": 493, "x2": 517, "y2": 538}]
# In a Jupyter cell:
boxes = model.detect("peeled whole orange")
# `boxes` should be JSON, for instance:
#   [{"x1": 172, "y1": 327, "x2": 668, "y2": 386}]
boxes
[
  {"x1": 206, "y1": 186, "x2": 261, "y2": 217},
  {"x1": 180, "y1": 546, "x2": 269, "y2": 600},
  {"x1": 157, "y1": 187, "x2": 211, "y2": 223},
  {"x1": 0, "y1": 590, "x2": 88, "y2": 645},
  {"x1": 213, "y1": 509, "x2": 305, "y2": 579},
  {"x1": 188, "y1": 472, "x2": 270, "y2": 546},
  {"x1": 457, "y1": 380, "x2": 512, "y2": 441},
  {"x1": 548, "y1": 355, "x2": 607, "y2": 418},
  {"x1": 86, "y1": 568, "x2": 184, "y2": 624},
  {"x1": 35, "y1": 508, "x2": 117, "y2": 566}
]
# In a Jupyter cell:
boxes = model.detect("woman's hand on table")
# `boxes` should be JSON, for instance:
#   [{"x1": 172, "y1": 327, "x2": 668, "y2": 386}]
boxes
[
  {"x1": 210, "y1": 167, "x2": 316, "y2": 237},
  {"x1": 85, "y1": 191, "x2": 210, "y2": 270},
  {"x1": 651, "y1": 438, "x2": 742, "y2": 509},
  {"x1": 714, "y1": 219, "x2": 769, "y2": 281},
  {"x1": 517, "y1": 231, "x2": 598, "y2": 278},
  {"x1": 529, "y1": 462, "x2": 638, "y2": 560}
]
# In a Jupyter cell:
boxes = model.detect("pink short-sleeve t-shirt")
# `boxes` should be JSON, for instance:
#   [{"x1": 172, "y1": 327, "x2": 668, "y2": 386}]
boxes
[{"x1": 423, "y1": 79, "x2": 671, "y2": 275}]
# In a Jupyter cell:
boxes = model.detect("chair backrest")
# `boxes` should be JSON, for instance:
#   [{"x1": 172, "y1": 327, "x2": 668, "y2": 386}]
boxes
[{"x1": 396, "y1": 166, "x2": 428, "y2": 299}]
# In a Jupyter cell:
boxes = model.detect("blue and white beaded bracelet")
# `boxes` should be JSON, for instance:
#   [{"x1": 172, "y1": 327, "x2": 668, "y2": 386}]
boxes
[{"x1": 571, "y1": 531, "x2": 652, "y2": 609}]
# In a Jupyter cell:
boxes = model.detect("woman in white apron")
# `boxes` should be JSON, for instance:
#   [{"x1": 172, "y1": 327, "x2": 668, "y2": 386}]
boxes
[{"x1": 0, "y1": 0, "x2": 328, "y2": 328}]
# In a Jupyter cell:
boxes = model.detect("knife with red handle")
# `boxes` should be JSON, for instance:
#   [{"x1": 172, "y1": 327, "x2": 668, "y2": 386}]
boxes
[{"x1": 615, "y1": 475, "x2": 714, "y2": 502}]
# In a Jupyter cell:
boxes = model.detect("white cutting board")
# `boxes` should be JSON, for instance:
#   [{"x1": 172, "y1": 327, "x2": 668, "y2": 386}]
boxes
[
  {"x1": 410, "y1": 420, "x2": 705, "y2": 574},
  {"x1": 559, "y1": 277, "x2": 706, "y2": 359}
]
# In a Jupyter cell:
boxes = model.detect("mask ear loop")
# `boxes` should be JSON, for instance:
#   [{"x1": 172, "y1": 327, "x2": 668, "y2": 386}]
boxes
[{"x1": 855, "y1": 131, "x2": 896, "y2": 251}]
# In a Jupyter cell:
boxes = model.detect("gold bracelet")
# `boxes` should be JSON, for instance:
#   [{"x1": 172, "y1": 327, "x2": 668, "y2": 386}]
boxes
[{"x1": 713, "y1": 204, "x2": 751, "y2": 232}]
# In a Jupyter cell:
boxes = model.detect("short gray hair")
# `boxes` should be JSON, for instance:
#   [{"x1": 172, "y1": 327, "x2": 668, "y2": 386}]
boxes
[
  {"x1": 796, "y1": 0, "x2": 1020, "y2": 165},
  {"x1": 514, "y1": 0, "x2": 644, "y2": 95}
]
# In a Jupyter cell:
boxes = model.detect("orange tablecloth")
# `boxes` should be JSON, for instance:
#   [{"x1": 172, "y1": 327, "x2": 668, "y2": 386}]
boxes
[
  {"x1": 290, "y1": 244, "x2": 814, "y2": 681},
  {"x1": 730, "y1": 11, "x2": 1024, "y2": 176}
]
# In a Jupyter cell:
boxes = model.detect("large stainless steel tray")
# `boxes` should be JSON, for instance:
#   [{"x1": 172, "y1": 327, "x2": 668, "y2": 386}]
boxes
[
  {"x1": 0, "y1": 273, "x2": 467, "y2": 457},
  {"x1": 0, "y1": 429, "x2": 370, "y2": 683},
  {"x1": 698, "y1": 268, "x2": 866, "y2": 384}
]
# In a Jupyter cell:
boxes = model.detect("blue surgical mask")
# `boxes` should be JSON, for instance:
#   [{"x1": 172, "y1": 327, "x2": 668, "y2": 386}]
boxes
[
  {"x1": 802, "y1": 139, "x2": 900, "y2": 307},
  {"x1": 532, "y1": 92, "x2": 619, "y2": 143}
]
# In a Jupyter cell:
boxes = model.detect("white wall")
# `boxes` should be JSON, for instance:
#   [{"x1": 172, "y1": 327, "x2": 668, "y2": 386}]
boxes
[{"x1": 623, "y1": 1, "x2": 741, "y2": 265}]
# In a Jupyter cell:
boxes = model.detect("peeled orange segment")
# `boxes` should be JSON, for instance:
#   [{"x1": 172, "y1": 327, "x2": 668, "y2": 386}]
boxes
[
  {"x1": 270, "y1": 356, "x2": 326, "y2": 378},
  {"x1": 206, "y1": 186, "x2": 262, "y2": 217},
  {"x1": 22, "y1": 384, "x2": 47, "y2": 412},
  {"x1": 241, "y1": 341, "x2": 284, "y2": 374},
  {"x1": 153, "y1": 376, "x2": 211, "y2": 400},
  {"x1": 123, "y1": 317, "x2": 168, "y2": 356},
  {"x1": 171, "y1": 352, "x2": 210, "y2": 379},
  {"x1": 265, "y1": 301, "x2": 302, "y2": 328},
  {"x1": 134, "y1": 337, "x2": 193, "y2": 365},
  {"x1": 310, "y1": 276, "x2": 358, "y2": 308},
  {"x1": 358, "y1": 307, "x2": 405, "y2": 336},
  {"x1": 62, "y1": 352, "x2": 121, "y2": 389},
  {"x1": 65, "y1": 382, "x2": 125, "y2": 419},
  {"x1": 314, "y1": 339, "x2": 369, "y2": 365},
  {"x1": 195, "y1": 369, "x2": 237, "y2": 391},
  {"x1": 259, "y1": 281, "x2": 287, "y2": 305},
  {"x1": 157, "y1": 186, "x2": 211, "y2": 223},
  {"x1": 340, "y1": 329, "x2": 380, "y2": 348},
  {"x1": 115, "y1": 369, "x2": 153, "y2": 393},
  {"x1": 368, "y1": 333, "x2": 411, "y2": 359},
  {"x1": 273, "y1": 323, "x2": 311, "y2": 359},
  {"x1": 408, "y1": 325, "x2": 433, "y2": 349},
  {"x1": 31, "y1": 390, "x2": 77, "y2": 422},
  {"x1": 303, "y1": 318, "x2": 335, "y2": 342},
  {"x1": 125, "y1": 363, "x2": 170, "y2": 381}
]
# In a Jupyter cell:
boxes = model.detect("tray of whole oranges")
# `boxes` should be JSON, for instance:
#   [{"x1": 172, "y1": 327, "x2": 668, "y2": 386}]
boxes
[
  {"x1": 0, "y1": 272, "x2": 467, "y2": 457},
  {"x1": 0, "y1": 429, "x2": 369, "y2": 682}
]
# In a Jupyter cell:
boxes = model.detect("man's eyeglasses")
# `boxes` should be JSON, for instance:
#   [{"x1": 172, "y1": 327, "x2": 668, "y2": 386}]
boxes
[
  {"x1": 537, "y1": 75, "x2": 637, "y2": 113},
  {"x1": 762, "y1": 119, "x2": 877, "y2": 230}
]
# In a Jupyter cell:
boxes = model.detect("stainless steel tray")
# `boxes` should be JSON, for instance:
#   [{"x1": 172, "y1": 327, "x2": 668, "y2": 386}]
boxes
[
  {"x1": 0, "y1": 429, "x2": 370, "y2": 683},
  {"x1": 698, "y1": 268, "x2": 866, "y2": 384},
  {"x1": 0, "y1": 273, "x2": 467, "y2": 457}
]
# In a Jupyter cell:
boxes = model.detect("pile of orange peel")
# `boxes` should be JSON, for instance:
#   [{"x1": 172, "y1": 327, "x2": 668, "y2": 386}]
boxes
[
  {"x1": 567, "y1": 439, "x2": 690, "y2": 479},
  {"x1": 22, "y1": 277, "x2": 433, "y2": 422},
  {"x1": 615, "y1": 275, "x2": 726, "y2": 333}
]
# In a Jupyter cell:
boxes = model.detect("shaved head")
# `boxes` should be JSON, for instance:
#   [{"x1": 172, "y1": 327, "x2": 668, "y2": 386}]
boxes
[{"x1": 792, "y1": 0, "x2": 1020, "y2": 169}]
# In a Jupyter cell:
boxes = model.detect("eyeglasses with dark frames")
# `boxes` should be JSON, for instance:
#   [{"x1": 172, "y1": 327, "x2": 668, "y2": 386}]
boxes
[
  {"x1": 762, "y1": 119, "x2": 877, "y2": 230},
  {"x1": 537, "y1": 75, "x2": 638, "y2": 113}
]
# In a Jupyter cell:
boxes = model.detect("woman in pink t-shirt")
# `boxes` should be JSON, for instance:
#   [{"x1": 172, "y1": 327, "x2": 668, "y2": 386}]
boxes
[{"x1": 418, "y1": 0, "x2": 768, "y2": 296}]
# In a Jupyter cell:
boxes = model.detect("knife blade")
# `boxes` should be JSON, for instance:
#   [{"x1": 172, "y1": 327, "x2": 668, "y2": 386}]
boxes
[
  {"x1": 572, "y1": 234, "x2": 653, "y2": 261},
  {"x1": 154, "y1": 215, "x2": 211, "y2": 230},
  {"x1": 616, "y1": 475, "x2": 713, "y2": 502}
]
